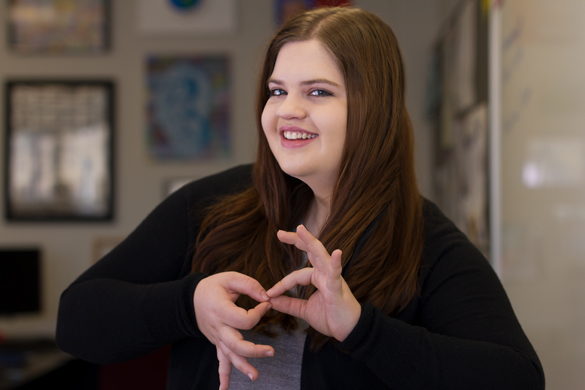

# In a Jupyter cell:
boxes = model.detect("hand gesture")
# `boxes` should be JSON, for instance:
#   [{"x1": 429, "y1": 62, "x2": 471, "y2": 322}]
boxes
[
  {"x1": 193, "y1": 272, "x2": 274, "y2": 390},
  {"x1": 267, "y1": 225, "x2": 361, "y2": 342}
]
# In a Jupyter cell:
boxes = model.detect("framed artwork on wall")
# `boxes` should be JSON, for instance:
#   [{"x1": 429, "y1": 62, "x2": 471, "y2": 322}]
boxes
[
  {"x1": 4, "y1": 80, "x2": 115, "y2": 222},
  {"x1": 137, "y1": 0, "x2": 236, "y2": 35},
  {"x1": 7, "y1": 0, "x2": 110, "y2": 54},
  {"x1": 146, "y1": 55, "x2": 231, "y2": 160},
  {"x1": 275, "y1": 0, "x2": 352, "y2": 26}
]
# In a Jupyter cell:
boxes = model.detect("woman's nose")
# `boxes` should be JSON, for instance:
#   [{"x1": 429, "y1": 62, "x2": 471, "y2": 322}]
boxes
[{"x1": 276, "y1": 94, "x2": 306, "y2": 120}]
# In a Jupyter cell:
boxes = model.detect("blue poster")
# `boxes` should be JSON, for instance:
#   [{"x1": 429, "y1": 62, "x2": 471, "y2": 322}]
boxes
[{"x1": 146, "y1": 55, "x2": 231, "y2": 160}]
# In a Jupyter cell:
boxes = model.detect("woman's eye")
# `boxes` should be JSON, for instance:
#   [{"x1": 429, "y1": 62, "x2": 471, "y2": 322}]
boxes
[
  {"x1": 269, "y1": 89, "x2": 286, "y2": 97},
  {"x1": 310, "y1": 89, "x2": 332, "y2": 97}
]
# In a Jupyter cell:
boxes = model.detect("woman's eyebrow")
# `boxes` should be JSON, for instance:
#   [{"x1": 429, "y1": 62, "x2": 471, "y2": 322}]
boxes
[
  {"x1": 267, "y1": 78, "x2": 342, "y2": 88},
  {"x1": 301, "y1": 79, "x2": 342, "y2": 87},
  {"x1": 267, "y1": 78, "x2": 284, "y2": 86}
]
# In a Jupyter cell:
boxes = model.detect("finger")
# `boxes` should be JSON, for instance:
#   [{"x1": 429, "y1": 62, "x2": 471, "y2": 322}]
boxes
[
  {"x1": 269, "y1": 295, "x2": 308, "y2": 320},
  {"x1": 218, "y1": 341, "x2": 259, "y2": 382},
  {"x1": 276, "y1": 230, "x2": 309, "y2": 252},
  {"x1": 326, "y1": 249, "x2": 343, "y2": 292},
  {"x1": 224, "y1": 272, "x2": 270, "y2": 302},
  {"x1": 223, "y1": 301, "x2": 272, "y2": 330},
  {"x1": 217, "y1": 345, "x2": 232, "y2": 390},
  {"x1": 295, "y1": 225, "x2": 332, "y2": 270},
  {"x1": 266, "y1": 268, "x2": 314, "y2": 297},
  {"x1": 219, "y1": 326, "x2": 275, "y2": 358}
]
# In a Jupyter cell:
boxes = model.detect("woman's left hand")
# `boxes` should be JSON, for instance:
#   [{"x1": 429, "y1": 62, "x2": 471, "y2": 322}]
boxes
[{"x1": 266, "y1": 225, "x2": 361, "y2": 342}]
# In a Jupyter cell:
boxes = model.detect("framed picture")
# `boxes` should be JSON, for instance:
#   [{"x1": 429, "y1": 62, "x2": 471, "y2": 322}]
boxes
[
  {"x1": 7, "y1": 0, "x2": 110, "y2": 54},
  {"x1": 275, "y1": 0, "x2": 352, "y2": 25},
  {"x1": 4, "y1": 80, "x2": 115, "y2": 222},
  {"x1": 146, "y1": 55, "x2": 231, "y2": 160},
  {"x1": 138, "y1": 0, "x2": 236, "y2": 35}
]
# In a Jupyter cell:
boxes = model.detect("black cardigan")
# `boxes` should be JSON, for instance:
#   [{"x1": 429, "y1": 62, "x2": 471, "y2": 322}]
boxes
[{"x1": 56, "y1": 165, "x2": 544, "y2": 389}]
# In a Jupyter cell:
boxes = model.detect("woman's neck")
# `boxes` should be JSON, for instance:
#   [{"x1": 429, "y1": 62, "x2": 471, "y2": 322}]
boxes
[
  {"x1": 304, "y1": 196, "x2": 330, "y2": 239},
  {"x1": 299, "y1": 173, "x2": 336, "y2": 238}
]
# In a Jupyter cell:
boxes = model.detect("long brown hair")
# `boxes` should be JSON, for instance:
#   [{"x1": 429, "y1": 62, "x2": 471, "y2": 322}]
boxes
[{"x1": 191, "y1": 7, "x2": 424, "y2": 348}]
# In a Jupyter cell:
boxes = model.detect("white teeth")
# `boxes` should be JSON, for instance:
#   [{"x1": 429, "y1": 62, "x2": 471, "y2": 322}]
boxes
[{"x1": 283, "y1": 131, "x2": 317, "y2": 140}]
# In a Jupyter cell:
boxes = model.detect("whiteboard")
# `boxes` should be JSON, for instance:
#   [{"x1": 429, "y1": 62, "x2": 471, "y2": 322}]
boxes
[{"x1": 493, "y1": 0, "x2": 585, "y2": 388}]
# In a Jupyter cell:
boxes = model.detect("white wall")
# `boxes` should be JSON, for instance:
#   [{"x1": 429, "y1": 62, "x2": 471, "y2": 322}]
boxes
[{"x1": 0, "y1": 0, "x2": 451, "y2": 337}]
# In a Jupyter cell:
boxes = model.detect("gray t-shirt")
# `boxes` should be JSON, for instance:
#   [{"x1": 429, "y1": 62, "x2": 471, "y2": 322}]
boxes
[
  {"x1": 231, "y1": 239, "x2": 309, "y2": 389},
  {"x1": 229, "y1": 320, "x2": 308, "y2": 389}
]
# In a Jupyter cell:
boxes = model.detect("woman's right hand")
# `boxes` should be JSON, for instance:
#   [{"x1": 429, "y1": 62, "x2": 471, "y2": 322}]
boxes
[{"x1": 193, "y1": 272, "x2": 274, "y2": 390}]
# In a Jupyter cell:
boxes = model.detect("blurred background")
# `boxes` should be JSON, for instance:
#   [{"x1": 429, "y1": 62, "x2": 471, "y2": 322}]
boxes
[{"x1": 0, "y1": 0, "x2": 583, "y2": 388}]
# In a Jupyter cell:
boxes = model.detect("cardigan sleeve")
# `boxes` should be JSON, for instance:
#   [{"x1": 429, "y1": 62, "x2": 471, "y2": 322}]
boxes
[
  {"x1": 336, "y1": 202, "x2": 545, "y2": 389},
  {"x1": 56, "y1": 165, "x2": 253, "y2": 364}
]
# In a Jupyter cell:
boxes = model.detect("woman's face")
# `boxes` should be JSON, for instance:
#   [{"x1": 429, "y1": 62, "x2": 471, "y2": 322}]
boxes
[{"x1": 262, "y1": 39, "x2": 347, "y2": 196}]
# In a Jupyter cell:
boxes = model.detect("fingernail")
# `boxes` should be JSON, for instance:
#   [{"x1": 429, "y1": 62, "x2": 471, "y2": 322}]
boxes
[
  {"x1": 248, "y1": 373, "x2": 254, "y2": 380},
  {"x1": 265, "y1": 350, "x2": 274, "y2": 357},
  {"x1": 261, "y1": 291, "x2": 269, "y2": 301}
]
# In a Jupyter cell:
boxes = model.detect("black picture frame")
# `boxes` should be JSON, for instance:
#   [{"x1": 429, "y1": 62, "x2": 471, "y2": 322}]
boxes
[
  {"x1": 4, "y1": 80, "x2": 115, "y2": 222},
  {"x1": 7, "y1": 0, "x2": 110, "y2": 55}
]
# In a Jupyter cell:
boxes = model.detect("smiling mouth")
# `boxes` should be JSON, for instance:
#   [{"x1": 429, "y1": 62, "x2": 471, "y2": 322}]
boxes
[{"x1": 282, "y1": 131, "x2": 318, "y2": 140}]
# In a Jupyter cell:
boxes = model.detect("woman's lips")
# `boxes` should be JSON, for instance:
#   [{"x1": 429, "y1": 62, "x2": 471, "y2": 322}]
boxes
[
  {"x1": 280, "y1": 127, "x2": 319, "y2": 148},
  {"x1": 279, "y1": 126, "x2": 318, "y2": 148}
]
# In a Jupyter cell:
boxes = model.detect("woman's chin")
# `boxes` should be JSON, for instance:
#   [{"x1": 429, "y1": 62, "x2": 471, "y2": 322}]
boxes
[
  {"x1": 280, "y1": 166, "x2": 307, "y2": 181},
  {"x1": 275, "y1": 161, "x2": 308, "y2": 180}
]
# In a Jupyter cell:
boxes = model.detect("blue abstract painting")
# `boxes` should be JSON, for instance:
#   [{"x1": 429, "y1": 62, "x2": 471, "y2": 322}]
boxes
[{"x1": 146, "y1": 55, "x2": 230, "y2": 160}]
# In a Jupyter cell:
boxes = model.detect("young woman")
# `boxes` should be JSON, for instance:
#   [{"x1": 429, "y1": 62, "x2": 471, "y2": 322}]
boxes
[{"x1": 57, "y1": 7, "x2": 544, "y2": 390}]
